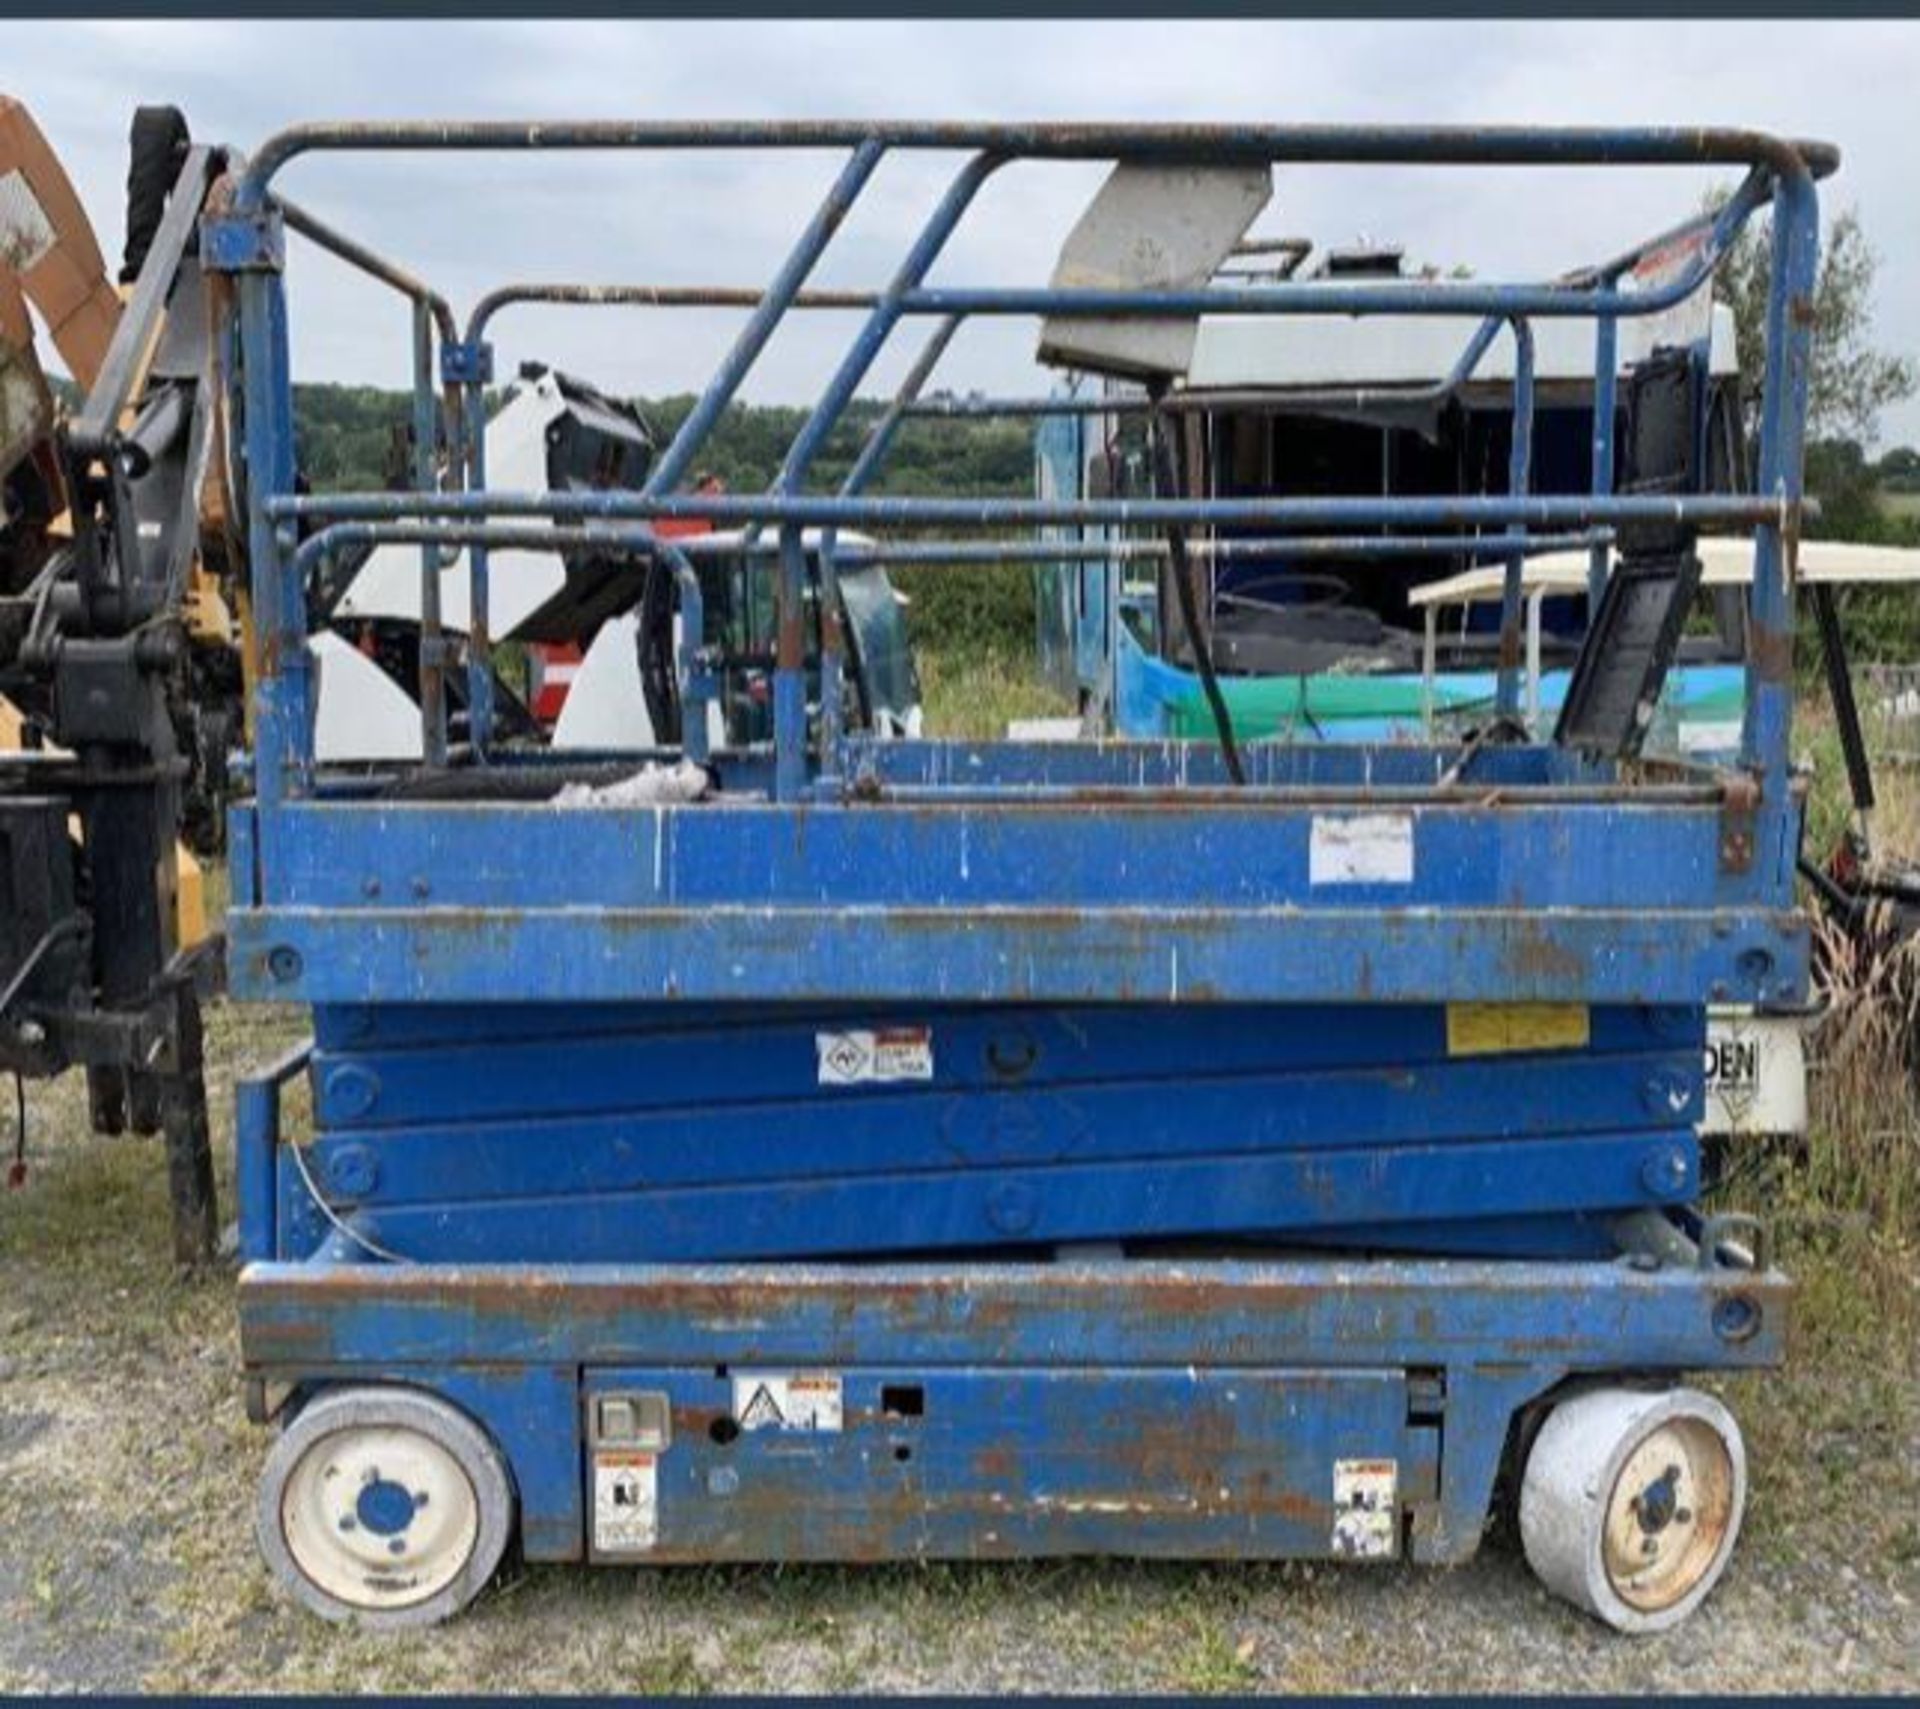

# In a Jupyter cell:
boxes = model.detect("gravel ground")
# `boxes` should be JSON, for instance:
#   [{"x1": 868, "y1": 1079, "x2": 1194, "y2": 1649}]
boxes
[{"x1": 2, "y1": 999, "x2": 1915, "y2": 1695}]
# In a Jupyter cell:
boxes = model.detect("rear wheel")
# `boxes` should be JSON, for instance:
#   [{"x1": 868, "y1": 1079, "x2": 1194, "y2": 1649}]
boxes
[
  {"x1": 1520, "y1": 1385, "x2": 1745, "y2": 1634},
  {"x1": 256, "y1": 1386, "x2": 514, "y2": 1628}
]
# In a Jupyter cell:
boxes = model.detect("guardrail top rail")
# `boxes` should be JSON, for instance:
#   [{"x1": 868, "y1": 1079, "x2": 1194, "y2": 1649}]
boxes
[{"x1": 211, "y1": 120, "x2": 1828, "y2": 1015}]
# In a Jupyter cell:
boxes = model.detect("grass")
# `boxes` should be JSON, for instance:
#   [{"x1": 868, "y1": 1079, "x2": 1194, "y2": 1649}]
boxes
[
  {"x1": 1714, "y1": 687, "x2": 1920, "y2": 1585},
  {"x1": 1783, "y1": 686, "x2": 1920, "y2": 1249},
  {"x1": 916, "y1": 646, "x2": 1075, "y2": 741}
]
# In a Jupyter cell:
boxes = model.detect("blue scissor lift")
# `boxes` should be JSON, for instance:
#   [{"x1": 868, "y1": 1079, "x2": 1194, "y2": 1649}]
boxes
[{"x1": 213, "y1": 122, "x2": 1829, "y2": 1632}]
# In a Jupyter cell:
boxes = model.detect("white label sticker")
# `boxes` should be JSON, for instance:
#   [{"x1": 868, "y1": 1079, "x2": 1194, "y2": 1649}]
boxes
[
  {"x1": 816, "y1": 1027, "x2": 934, "y2": 1086},
  {"x1": 1309, "y1": 814, "x2": 1414, "y2": 886},
  {"x1": 1331, "y1": 1458, "x2": 1398, "y2": 1559},
  {"x1": 731, "y1": 1372, "x2": 844, "y2": 1433},
  {"x1": 593, "y1": 1451, "x2": 658, "y2": 1553}
]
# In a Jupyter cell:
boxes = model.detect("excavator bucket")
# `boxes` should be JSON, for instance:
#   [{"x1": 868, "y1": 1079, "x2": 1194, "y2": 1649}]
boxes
[
  {"x1": 0, "y1": 95, "x2": 122, "y2": 394},
  {"x1": 0, "y1": 267, "x2": 51, "y2": 478}
]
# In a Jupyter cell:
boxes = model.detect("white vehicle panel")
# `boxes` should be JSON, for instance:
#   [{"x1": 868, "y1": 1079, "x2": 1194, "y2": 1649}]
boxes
[
  {"x1": 550, "y1": 612, "x2": 726, "y2": 754},
  {"x1": 310, "y1": 630, "x2": 424, "y2": 763},
  {"x1": 1186, "y1": 299, "x2": 1735, "y2": 393},
  {"x1": 550, "y1": 612, "x2": 654, "y2": 750},
  {"x1": 333, "y1": 372, "x2": 570, "y2": 638}
]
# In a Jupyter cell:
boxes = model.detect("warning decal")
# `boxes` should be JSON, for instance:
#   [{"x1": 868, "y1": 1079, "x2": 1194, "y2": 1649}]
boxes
[
  {"x1": 593, "y1": 1451, "x2": 658, "y2": 1554},
  {"x1": 816, "y1": 1027, "x2": 934, "y2": 1086},
  {"x1": 731, "y1": 1372, "x2": 844, "y2": 1433},
  {"x1": 1332, "y1": 1458, "x2": 1398, "y2": 1560}
]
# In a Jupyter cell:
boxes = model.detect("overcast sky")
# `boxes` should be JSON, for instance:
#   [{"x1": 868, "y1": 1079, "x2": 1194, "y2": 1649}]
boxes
[{"x1": 12, "y1": 19, "x2": 1920, "y2": 444}]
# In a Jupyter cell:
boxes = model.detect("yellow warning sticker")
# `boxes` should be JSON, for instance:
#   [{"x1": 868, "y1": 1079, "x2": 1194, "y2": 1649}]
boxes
[{"x1": 1446, "y1": 1003, "x2": 1591, "y2": 1057}]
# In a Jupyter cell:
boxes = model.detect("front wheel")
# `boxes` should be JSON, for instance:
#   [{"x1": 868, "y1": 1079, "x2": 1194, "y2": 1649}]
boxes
[
  {"x1": 256, "y1": 1386, "x2": 515, "y2": 1628},
  {"x1": 1520, "y1": 1385, "x2": 1746, "y2": 1634}
]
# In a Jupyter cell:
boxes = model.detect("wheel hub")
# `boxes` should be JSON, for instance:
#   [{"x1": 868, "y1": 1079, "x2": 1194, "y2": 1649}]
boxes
[
  {"x1": 280, "y1": 1424, "x2": 480, "y2": 1609},
  {"x1": 1601, "y1": 1417, "x2": 1735, "y2": 1613},
  {"x1": 1631, "y1": 1466, "x2": 1681, "y2": 1534}
]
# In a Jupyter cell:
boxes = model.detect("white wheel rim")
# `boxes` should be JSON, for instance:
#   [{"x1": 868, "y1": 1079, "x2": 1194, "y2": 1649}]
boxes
[
  {"x1": 1600, "y1": 1414, "x2": 1737, "y2": 1613},
  {"x1": 279, "y1": 1423, "x2": 481, "y2": 1612}
]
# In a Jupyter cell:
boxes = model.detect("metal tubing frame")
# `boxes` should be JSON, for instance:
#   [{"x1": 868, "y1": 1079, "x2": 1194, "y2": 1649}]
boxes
[
  {"x1": 277, "y1": 519, "x2": 1615, "y2": 712},
  {"x1": 235, "y1": 265, "x2": 302, "y2": 815},
  {"x1": 213, "y1": 120, "x2": 1824, "y2": 822},
  {"x1": 461, "y1": 369, "x2": 494, "y2": 751},
  {"x1": 425, "y1": 282, "x2": 1560, "y2": 767},
  {"x1": 280, "y1": 488, "x2": 1793, "y2": 533},
  {"x1": 275, "y1": 194, "x2": 457, "y2": 344},
  {"x1": 1744, "y1": 167, "x2": 1820, "y2": 808},
  {"x1": 213, "y1": 137, "x2": 1826, "y2": 1534},
  {"x1": 410, "y1": 298, "x2": 447, "y2": 765},
  {"x1": 267, "y1": 190, "x2": 467, "y2": 752},
  {"x1": 453, "y1": 288, "x2": 936, "y2": 768},
  {"x1": 660, "y1": 543, "x2": 713, "y2": 765},
  {"x1": 807, "y1": 530, "x2": 1614, "y2": 568},
  {"x1": 230, "y1": 121, "x2": 1836, "y2": 199},
  {"x1": 466, "y1": 283, "x2": 879, "y2": 343},
  {"x1": 766, "y1": 154, "x2": 1001, "y2": 797},
  {"x1": 234, "y1": 1039, "x2": 312, "y2": 1264},
  {"x1": 432, "y1": 291, "x2": 1511, "y2": 774},
  {"x1": 648, "y1": 141, "x2": 887, "y2": 502},
  {"x1": 271, "y1": 194, "x2": 464, "y2": 503},
  {"x1": 1590, "y1": 313, "x2": 1620, "y2": 612},
  {"x1": 1496, "y1": 317, "x2": 1537, "y2": 719}
]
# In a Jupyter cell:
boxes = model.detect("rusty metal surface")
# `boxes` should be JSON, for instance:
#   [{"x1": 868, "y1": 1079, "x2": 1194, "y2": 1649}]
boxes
[
  {"x1": 228, "y1": 122, "x2": 1840, "y2": 217},
  {"x1": 238, "y1": 1254, "x2": 1790, "y2": 1374}
]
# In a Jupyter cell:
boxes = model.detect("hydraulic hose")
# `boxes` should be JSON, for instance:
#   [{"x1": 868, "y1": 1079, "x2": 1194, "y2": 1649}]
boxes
[{"x1": 1148, "y1": 392, "x2": 1244, "y2": 785}]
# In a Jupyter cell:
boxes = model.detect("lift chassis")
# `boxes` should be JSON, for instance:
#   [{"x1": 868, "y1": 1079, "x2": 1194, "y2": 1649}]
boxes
[{"x1": 217, "y1": 120, "x2": 1827, "y2": 1632}]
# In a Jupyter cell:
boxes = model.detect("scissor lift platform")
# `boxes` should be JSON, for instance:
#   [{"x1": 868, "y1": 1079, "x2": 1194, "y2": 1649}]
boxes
[{"x1": 211, "y1": 118, "x2": 1828, "y2": 1630}]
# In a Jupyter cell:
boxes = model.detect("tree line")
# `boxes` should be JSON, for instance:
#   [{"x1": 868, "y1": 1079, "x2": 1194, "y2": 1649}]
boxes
[{"x1": 293, "y1": 385, "x2": 1033, "y2": 501}]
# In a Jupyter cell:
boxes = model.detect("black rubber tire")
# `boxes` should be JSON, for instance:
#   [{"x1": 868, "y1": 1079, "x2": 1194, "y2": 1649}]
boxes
[{"x1": 122, "y1": 105, "x2": 191, "y2": 284}]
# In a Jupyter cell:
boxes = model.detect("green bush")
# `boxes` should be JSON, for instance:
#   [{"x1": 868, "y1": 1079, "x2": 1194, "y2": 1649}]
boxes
[{"x1": 892, "y1": 562, "x2": 1035, "y2": 660}]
